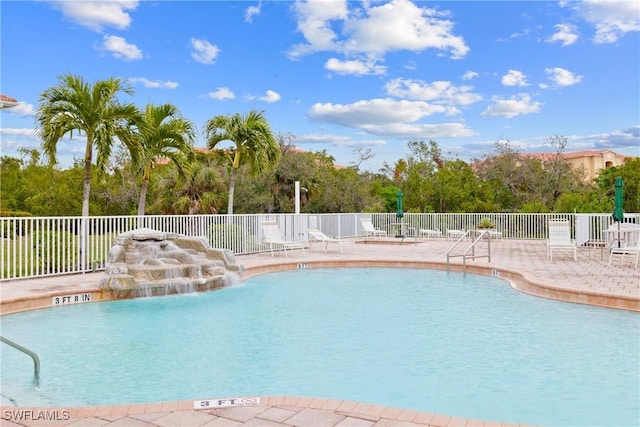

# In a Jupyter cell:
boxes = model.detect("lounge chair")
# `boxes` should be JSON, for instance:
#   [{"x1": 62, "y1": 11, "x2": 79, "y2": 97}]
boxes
[
  {"x1": 486, "y1": 229, "x2": 502, "y2": 239},
  {"x1": 307, "y1": 228, "x2": 343, "y2": 253},
  {"x1": 360, "y1": 217, "x2": 387, "y2": 238},
  {"x1": 546, "y1": 219, "x2": 577, "y2": 261},
  {"x1": 261, "y1": 220, "x2": 306, "y2": 257},
  {"x1": 447, "y1": 229, "x2": 466, "y2": 240},
  {"x1": 419, "y1": 228, "x2": 442, "y2": 239},
  {"x1": 608, "y1": 242, "x2": 640, "y2": 269}
]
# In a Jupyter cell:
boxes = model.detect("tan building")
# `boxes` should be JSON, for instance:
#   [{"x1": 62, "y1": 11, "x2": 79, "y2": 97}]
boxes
[{"x1": 562, "y1": 150, "x2": 634, "y2": 181}]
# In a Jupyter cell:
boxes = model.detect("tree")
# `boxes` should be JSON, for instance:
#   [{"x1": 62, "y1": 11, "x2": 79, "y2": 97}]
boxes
[
  {"x1": 204, "y1": 109, "x2": 280, "y2": 214},
  {"x1": 596, "y1": 157, "x2": 640, "y2": 212},
  {"x1": 134, "y1": 103, "x2": 195, "y2": 216},
  {"x1": 36, "y1": 74, "x2": 142, "y2": 217},
  {"x1": 151, "y1": 162, "x2": 226, "y2": 215}
]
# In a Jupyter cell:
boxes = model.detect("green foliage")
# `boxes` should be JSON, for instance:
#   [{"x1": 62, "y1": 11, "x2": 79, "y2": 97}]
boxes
[
  {"x1": 19, "y1": 74, "x2": 638, "y2": 217},
  {"x1": 596, "y1": 158, "x2": 640, "y2": 212},
  {"x1": 36, "y1": 73, "x2": 142, "y2": 216},
  {"x1": 379, "y1": 186, "x2": 400, "y2": 213},
  {"x1": 477, "y1": 217, "x2": 495, "y2": 229},
  {"x1": 519, "y1": 202, "x2": 550, "y2": 213},
  {"x1": 204, "y1": 109, "x2": 280, "y2": 214},
  {"x1": 134, "y1": 103, "x2": 196, "y2": 215},
  {"x1": 34, "y1": 230, "x2": 78, "y2": 273}
]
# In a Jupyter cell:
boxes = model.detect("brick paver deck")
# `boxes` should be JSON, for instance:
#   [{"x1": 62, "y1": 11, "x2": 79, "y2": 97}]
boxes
[{"x1": 1, "y1": 238, "x2": 638, "y2": 426}]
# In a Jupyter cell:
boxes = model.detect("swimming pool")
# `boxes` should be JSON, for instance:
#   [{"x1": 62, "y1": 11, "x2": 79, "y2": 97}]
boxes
[{"x1": 1, "y1": 268, "x2": 638, "y2": 426}]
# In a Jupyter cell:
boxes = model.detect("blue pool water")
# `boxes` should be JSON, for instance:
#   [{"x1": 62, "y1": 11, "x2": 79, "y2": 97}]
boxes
[{"x1": 1, "y1": 268, "x2": 638, "y2": 426}]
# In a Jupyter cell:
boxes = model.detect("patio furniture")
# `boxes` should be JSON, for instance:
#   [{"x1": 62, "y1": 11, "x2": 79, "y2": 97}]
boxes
[
  {"x1": 419, "y1": 229, "x2": 442, "y2": 239},
  {"x1": 608, "y1": 242, "x2": 640, "y2": 269},
  {"x1": 546, "y1": 219, "x2": 577, "y2": 261},
  {"x1": 486, "y1": 229, "x2": 502, "y2": 239},
  {"x1": 447, "y1": 229, "x2": 466, "y2": 240},
  {"x1": 307, "y1": 228, "x2": 343, "y2": 253},
  {"x1": 360, "y1": 217, "x2": 387, "y2": 238},
  {"x1": 261, "y1": 220, "x2": 307, "y2": 257}
]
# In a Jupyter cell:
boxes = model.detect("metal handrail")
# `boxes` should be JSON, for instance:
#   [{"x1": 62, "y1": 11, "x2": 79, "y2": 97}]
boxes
[
  {"x1": 446, "y1": 230, "x2": 492, "y2": 272},
  {"x1": 1, "y1": 335, "x2": 40, "y2": 379}
]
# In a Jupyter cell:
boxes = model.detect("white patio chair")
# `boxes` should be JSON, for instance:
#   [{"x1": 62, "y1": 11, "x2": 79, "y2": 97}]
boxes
[
  {"x1": 261, "y1": 220, "x2": 306, "y2": 257},
  {"x1": 608, "y1": 242, "x2": 640, "y2": 269},
  {"x1": 419, "y1": 229, "x2": 442, "y2": 239},
  {"x1": 307, "y1": 228, "x2": 343, "y2": 253},
  {"x1": 447, "y1": 229, "x2": 466, "y2": 240},
  {"x1": 360, "y1": 217, "x2": 387, "y2": 238},
  {"x1": 486, "y1": 229, "x2": 503, "y2": 239},
  {"x1": 546, "y1": 219, "x2": 577, "y2": 261}
]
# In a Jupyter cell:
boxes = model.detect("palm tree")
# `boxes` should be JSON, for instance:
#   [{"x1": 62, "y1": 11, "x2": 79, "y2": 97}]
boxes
[
  {"x1": 204, "y1": 109, "x2": 280, "y2": 214},
  {"x1": 135, "y1": 103, "x2": 196, "y2": 216},
  {"x1": 36, "y1": 74, "x2": 142, "y2": 217},
  {"x1": 153, "y1": 163, "x2": 225, "y2": 215}
]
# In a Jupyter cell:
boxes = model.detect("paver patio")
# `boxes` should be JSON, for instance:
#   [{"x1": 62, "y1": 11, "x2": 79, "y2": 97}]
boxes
[{"x1": 1, "y1": 238, "x2": 638, "y2": 426}]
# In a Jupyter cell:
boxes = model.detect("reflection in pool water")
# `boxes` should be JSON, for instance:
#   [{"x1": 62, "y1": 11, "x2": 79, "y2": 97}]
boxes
[{"x1": 1, "y1": 268, "x2": 638, "y2": 426}]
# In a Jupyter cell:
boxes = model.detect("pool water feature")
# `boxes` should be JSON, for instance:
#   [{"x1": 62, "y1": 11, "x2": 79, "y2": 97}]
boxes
[{"x1": 1, "y1": 268, "x2": 638, "y2": 426}]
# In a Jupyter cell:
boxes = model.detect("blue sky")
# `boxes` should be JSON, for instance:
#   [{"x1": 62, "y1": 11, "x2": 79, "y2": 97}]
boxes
[{"x1": 1, "y1": 0, "x2": 639, "y2": 172}]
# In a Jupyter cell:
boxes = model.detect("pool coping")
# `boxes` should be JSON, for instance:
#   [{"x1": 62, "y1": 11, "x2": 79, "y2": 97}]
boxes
[
  {"x1": 238, "y1": 259, "x2": 640, "y2": 312},
  {"x1": 1, "y1": 256, "x2": 639, "y2": 315},
  {"x1": 1, "y1": 244, "x2": 638, "y2": 427}
]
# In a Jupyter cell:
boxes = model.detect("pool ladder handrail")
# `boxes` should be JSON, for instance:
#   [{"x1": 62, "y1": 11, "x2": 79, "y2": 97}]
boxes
[
  {"x1": 1, "y1": 335, "x2": 40, "y2": 378},
  {"x1": 446, "y1": 230, "x2": 492, "y2": 272}
]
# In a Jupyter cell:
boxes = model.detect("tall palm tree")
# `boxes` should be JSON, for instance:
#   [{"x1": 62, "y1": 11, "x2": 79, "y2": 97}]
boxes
[
  {"x1": 153, "y1": 163, "x2": 225, "y2": 215},
  {"x1": 36, "y1": 74, "x2": 142, "y2": 217},
  {"x1": 204, "y1": 109, "x2": 280, "y2": 214},
  {"x1": 135, "y1": 103, "x2": 196, "y2": 216}
]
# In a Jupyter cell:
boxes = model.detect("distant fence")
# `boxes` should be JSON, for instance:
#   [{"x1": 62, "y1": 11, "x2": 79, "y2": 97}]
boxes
[{"x1": 1, "y1": 212, "x2": 638, "y2": 281}]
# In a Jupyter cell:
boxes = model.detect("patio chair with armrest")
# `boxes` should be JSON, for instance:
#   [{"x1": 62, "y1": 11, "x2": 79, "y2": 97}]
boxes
[
  {"x1": 608, "y1": 242, "x2": 640, "y2": 269},
  {"x1": 261, "y1": 220, "x2": 307, "y2": 257},
  {"x1": 419, "y1": 228, "x2": 442, "y2": 239},
  {"x1": 307, "y1": 228, "x2": 343, "y2": 253},
  {"x1": 546, "y1": 219, "x2": 577, "y2": 261},
  {"x1": 360, "y1": 217, "x2": 387, "y2": 238}
]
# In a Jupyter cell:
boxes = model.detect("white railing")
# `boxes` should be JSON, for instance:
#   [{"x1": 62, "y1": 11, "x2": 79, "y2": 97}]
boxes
[{"x1": 1, "y1": 212, "x2": 638, "y2": 281}]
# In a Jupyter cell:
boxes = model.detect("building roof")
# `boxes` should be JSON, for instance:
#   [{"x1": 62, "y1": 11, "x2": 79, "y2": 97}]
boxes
[{"x1": 0, "y1": 94, "x2": 19, "y2": 109}]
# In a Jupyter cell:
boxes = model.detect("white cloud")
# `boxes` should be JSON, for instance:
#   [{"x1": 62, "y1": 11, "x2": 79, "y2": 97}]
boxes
[
  {"x1": 501, "y1": 69, "x2": 529, "y2": 87},
  {"x1": 404, "y1": 61, "x2": 417, "y2": 70},
  {"x1": 547, "y1": 23, "x2": 579, "y2": 46},
  {"x1": 207, "y1": 87, "x2": 235, "y2": 100},
  {"x1": 362, "y1": 122, "x2": 476, "y2": 139},
  {"x1": 128, "y1": 78, "x2": 178, "y2": 89},
  {"x1": 191, "y1": 38, "x2": 220, "y2": 64},
  {"x1": 385, "y1": 78, "x2": 482, "y2": 106},
  {"x1": 0, "y1": 128, "x2": 38, "y2": 138},
  {"x1": 288, "y1": 0, "x2": 348, "y2": 58},
  {"x1": 501, "y1": 70, "x2": 529, "y2": 87},
  {"x1": 258, "y1": 90, "x2": 281, "y2": 103},
  {"x1": 343, "y1": 0, "x2": 469, "y2": 59},
  {"x1": 462, "y1": 71, "x2": 478, "y2": 80},
  {"x1": 545, "y1": 67, "x2": 583, "y2": 86},
  {"x1": 100, "y1": 35, "x2": 142, "y2": 61},
  {"x1": 245, "y1": 2, "x2": 261, "y2": 23},
  {"x1": 308, "y1": 98, "x2": 476, "y2": 139},
  {"x1": 482, "y1": 93, "x2": 542, "y2": 118},
  {"x1": 309, "y1": 98, "x2": 448, "y2": 126},
  {"x1": 1, "y1": 102, "x2": 35, "y2": 116},
  {"x1": 565, "y1": 126, "x2": 640, "y2": 151},
  {"x1": 296, "y1": 133, "x2": 369, "y2": 147},
  {"x1": 288, "y1": 0, "x2": 469, "y2": 60},
  {"x1": 324, "y1": 58, "x2": 387, "y2": 76},
  {"x1": 49, "y1": 0, "x2": 139, "y2": 32},
  {"x1": 574, "y1": 0, "x2": 640, "y2": 43}
]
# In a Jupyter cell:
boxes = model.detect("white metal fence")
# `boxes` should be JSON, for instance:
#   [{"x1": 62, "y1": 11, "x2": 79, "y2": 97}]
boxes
[{"x1": 1, "y1": 212, "x2": 638, "y2": 281}]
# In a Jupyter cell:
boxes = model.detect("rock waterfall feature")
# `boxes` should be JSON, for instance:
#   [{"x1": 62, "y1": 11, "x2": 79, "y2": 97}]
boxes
[{"x1": 100, "y1": 228, "x2": 242, "y2": 297}]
